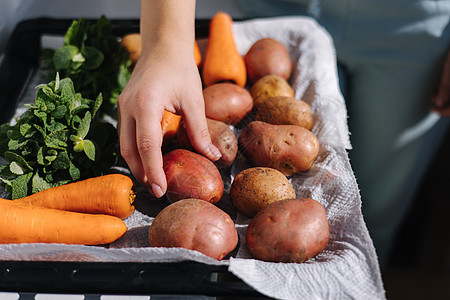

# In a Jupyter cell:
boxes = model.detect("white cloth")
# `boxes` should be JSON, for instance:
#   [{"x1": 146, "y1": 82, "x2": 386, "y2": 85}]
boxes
[{"x1": 0, "y1": 17, "x2": 385, "y2": 299}]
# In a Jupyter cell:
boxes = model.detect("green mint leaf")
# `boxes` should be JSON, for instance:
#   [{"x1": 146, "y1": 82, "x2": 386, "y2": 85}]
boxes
[
  {"x1": 45, "y1": 129, "x2": 69, "y2": 149},
  {"x1": 9, "y1": 161, "x2": 24, "y2": 175},
  {"x1": 4, "y1": 151, "x2": 32, "y2": 171},
  {"x1": 52, "y1": 151, "x2": 71, "y2": 170},
  {"x1": 53, "y1": 45, "x2": 79, "y2": 70},
  {"x1": 11, "y1": 172, "x2": 33, "y2": 199},
  {"x1": 64, "y1": 18, "x2": 86, "y2": 48},
  {"x1": 69, "y1": 162, "x2": 81, "y2": 181},
  {"x1": 82, "y1": 139, "x2": 96, "y2": 161},
  {"x1": 92, "y1": 93, "x2": 103, "y2": 118},
  {"x1": 81, "y1": 46, "x2": 104, "y2": 70},
  {"x1": 76, "y1": 111, "x2": 91, "y2": 139},
  {"x1": 32, "y1": 172, "x2": 51, "y2": 194}
]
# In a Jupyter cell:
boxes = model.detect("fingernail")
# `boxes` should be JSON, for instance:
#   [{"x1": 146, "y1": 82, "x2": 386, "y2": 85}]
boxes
[
  {"x1": 207, "y1": 143, "x2": 222, "y2": 160},
  {"x1": 151, "y1": 183, "x2": 164, "y2": 198}
]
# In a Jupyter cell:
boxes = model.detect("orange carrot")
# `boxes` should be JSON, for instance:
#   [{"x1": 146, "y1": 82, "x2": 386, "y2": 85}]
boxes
[
  {"x1": 161, "y1": 110, "x2": 182, "y2": 147},
  {"x1": 0, "y1": 199, "x2": 127, "y2": 245},
  {"x1": 12, "y1": 174, "x2": 136, "y2": 219},
  {"x1": 194, "y1": 40, "x2": 202, "y2": 67},
  {"x1": 121, "y1": 33, "x2": 142, "y2": 64},
  {"x1": 202, "y1": 11, "x2": 246, "y2": 87}
]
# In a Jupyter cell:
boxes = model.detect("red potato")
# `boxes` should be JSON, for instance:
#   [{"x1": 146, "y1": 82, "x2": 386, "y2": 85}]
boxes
[
  {"x1": 239, "y1": 121, "x2": 320, "y2": 176},
  {"x1": 246, "y1": 198, "x2": 329, "y2": 263},
  {"x1": 203, "y1": 83, "x2": 253, "y2": 125},
  {"x1": 244, "y1": 38, "x2": 292, "y2": 83},
  {"x1": 177, "y1": 118, "x2": 238, "y2": 169},
  {"x1": 163, "y1": 149, "x2": 224, "y2": 203},
  {"x1": 148, "y1": 198, "x2": 238, "y2": 260}
]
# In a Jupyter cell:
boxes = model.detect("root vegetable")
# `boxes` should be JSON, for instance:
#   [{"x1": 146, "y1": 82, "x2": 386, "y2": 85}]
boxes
[
  {"x1": 203, "y1": 83, "x2": 253, "y2": 126},
  {"x1": 244, "y1": 38, "x2": 292, "y2": 83},
  {"x1": 149, "y1": 198, "x2": 238, "y2": 260},
  {"x1": 177, "y1": 118, "x2": 238, "y2": 169},
  {"x1": 254, "y1": 96, "x2": 314, "y2": 130},
  {"x1": 163, "y1": 149, "x2": 224, "y2": 203},
  {"x1": 0, "y1": 199, "x2": 127, "y2": 245},
  {"x1": 202, "y1": 12, "x2": 247, "y2": 87},
  {"x1": 246, "y1": 198, "x2": 329, "y2": 263},
  {"x1": 250, "y1": 75, "x2": 295, "y2": 106},
  {"x1": 230, "y1": 167, "x2": 296, "y2": 217},
  {"x1": 12, "y1": 174, "x2": 135, "y2": 219},
  {"x1": 239, "y1": 121, "x2": 319, "y2": 176}
]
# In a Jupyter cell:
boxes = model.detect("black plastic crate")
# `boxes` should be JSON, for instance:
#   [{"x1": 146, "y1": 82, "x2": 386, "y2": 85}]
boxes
[{"x1": 0, "y1": 17, "x2": 265, "y2": 298}]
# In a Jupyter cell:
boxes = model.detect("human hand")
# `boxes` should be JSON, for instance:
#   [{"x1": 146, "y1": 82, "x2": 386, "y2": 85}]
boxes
[
  {"x1": 117, "y1": 41, "x2": 221, "y2": 198},
  {"x1": 431, "y1": 48, "x2": 450, "y2": 116}
]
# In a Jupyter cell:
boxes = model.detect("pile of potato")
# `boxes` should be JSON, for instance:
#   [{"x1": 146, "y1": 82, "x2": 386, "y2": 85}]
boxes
[{"x1": 121, "y1": 26, "x2": 329, "y2": 263}]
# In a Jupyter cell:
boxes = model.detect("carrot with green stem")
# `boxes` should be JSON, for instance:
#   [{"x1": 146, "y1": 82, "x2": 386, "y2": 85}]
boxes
[
  {"x1": 12, "y1": 174, "x2": 136, "y2": 219},
  {"x1": 202, "y1": 11, "x2": 247, "y2": 87},
  {"x1": 0, "y1": 199, "x2": 127, "y2": 245}
]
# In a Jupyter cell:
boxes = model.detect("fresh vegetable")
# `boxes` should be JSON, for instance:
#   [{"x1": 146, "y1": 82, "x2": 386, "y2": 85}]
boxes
[
  {"x1": 202, "y1": 12, "x2": 246, "y2": 87},
  {"x1": 238, "y1": 121, "x2": 319, "y2": 176},
  {"x1": 250, "y1": 75, "x2": 295, "y2": 106},
  {"x1": 230, "y1": 167, "x2": 296, "y2": 217},
  {"x1": 254, "y1": 96, "x2": 314, "y2": 130},
  {"x1": 244, "y1": 38, "x2": 292, "y2": 83},
  {"x1": 42, "y1": 16, "x2": 132, "y2": 114},
  {"x1": 163, "y1": 149, "x2": 224, "y2": 203},
  {"x1": 177, "y1": 118, "x2": 238, "y2": 169},
  {"x1": 0, "y1": 75, "x2": 118, "y2": 199},
  {"x1": 120, "y1": 33, "x2": 142, "y2": 65},
  {"x1": 12, "y1": 174, "x2": 135, "y2": 219},
  {"x1": 0, "y1": 198, "x2": 127, "y2": 245},
  {"x1": 203, "y1": 83, "x2": 253, "y2": 126},
  {"x1": 246, "y1": 198, "x2": 329, "y2": 263},
  {"x1": 161, "y1": 110, "x2": 182, "y2": 149},
  {"x1": 148, "y1": 198, "x2": 238, "y2": 260}
]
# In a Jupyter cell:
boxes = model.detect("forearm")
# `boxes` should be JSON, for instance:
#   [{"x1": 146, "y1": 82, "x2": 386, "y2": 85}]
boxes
[{"x1": 140, "y1": 0, "x2": 196, "y2": 56}]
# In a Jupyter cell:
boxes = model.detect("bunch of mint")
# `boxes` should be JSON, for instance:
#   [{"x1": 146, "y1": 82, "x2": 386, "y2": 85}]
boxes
[
  {"x1": 42, "y1": 16, "x2": 131, "y2": 116},
  {"x1": 0, "y1": 74, "x2": 118, "y2": 199}
]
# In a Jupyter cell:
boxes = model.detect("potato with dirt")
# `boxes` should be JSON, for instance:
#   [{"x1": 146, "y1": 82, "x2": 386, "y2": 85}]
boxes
[
  {"x1": 238, "y1": 121, "x2": 319, "y2": 176},
  {"x1": 203, "y1": 83, "x2": 254, "y2": 125},
  {"x1": 230, "y1": 167, "x2": 296, "y2": 217},
  {"x1": 149, "y1": 198, "x2": 238, "y2": 261},
  {"x1": 244, "y1": 38, "x2": 292, "y2": 83},
  {"x1": 163, "y1": 149, "x2": 224, "y2": 203},
  {"x1": 177, "y1": 118, "x2": 238, "y2": 169},
  {"x1": 254, "y1": 96, "x2": 314, "y2": 130},
  {"x1": 250, "y1": 75, "x2": 295, "y2": 106},
  {"x1": 246, "y1": 198, "x2": 329, "y2": 263}
]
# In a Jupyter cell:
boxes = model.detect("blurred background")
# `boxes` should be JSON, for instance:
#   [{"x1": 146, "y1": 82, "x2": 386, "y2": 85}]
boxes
[{"x1": 0, "y1": 0, "x2": 449, "y2": 299}]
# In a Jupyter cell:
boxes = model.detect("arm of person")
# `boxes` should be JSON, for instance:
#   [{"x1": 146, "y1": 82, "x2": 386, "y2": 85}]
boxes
[
  {"x1": 117, "y1": 0, "x2": 221, "y2": 198},
  {"x1": 432, "y1": 47, "x2": 450, "y2": 116}
]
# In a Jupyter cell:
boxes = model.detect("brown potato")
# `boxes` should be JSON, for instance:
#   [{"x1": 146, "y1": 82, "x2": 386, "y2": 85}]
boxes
[
  {"x1": 149, "y1": 198, "x2": 238, "y2": 260},
  {"x1": 203, "y1": 83, "x2": 253, "y2": 125},
  {"x1": 244, "y1": 38, "x2": 292, "y2": 83},
  {"x1": 120, "y1": 33, "x2": 142, "y2": 64},
  {"x1": 246, "y1": 198, "x2": 329, "y2": 263},
  {"x1": 250, "y1": 75, "x2": 294, "y2": 106},
  {"x1": 230, "y1": 167, "x2": 296, "y2": 217},
  {"x1": 254, "y1": 96, "x2": 314, "y2": 130},
  {"x1": 238, "y1": 121, "x2": 319, "y2": 176},
  {"x1": 177, "y1": 118, "x2": 238, "y2": 169},
  {"x1": 163, "y1": 149, "x2": 224, "y2": 203}
]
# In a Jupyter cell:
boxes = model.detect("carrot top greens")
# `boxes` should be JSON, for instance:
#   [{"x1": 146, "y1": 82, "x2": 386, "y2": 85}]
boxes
[{"x1": 0, "y1": 74, "x2": 118, "y2": 199}]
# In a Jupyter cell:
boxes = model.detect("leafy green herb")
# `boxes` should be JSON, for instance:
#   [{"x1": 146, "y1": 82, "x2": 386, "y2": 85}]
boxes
[
  {"x1": 43, "y1": 16, "x2": 132, "y2": 116},
  {"x1": 0, "y1": 75, "x2": 118, "y2": 199}
]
